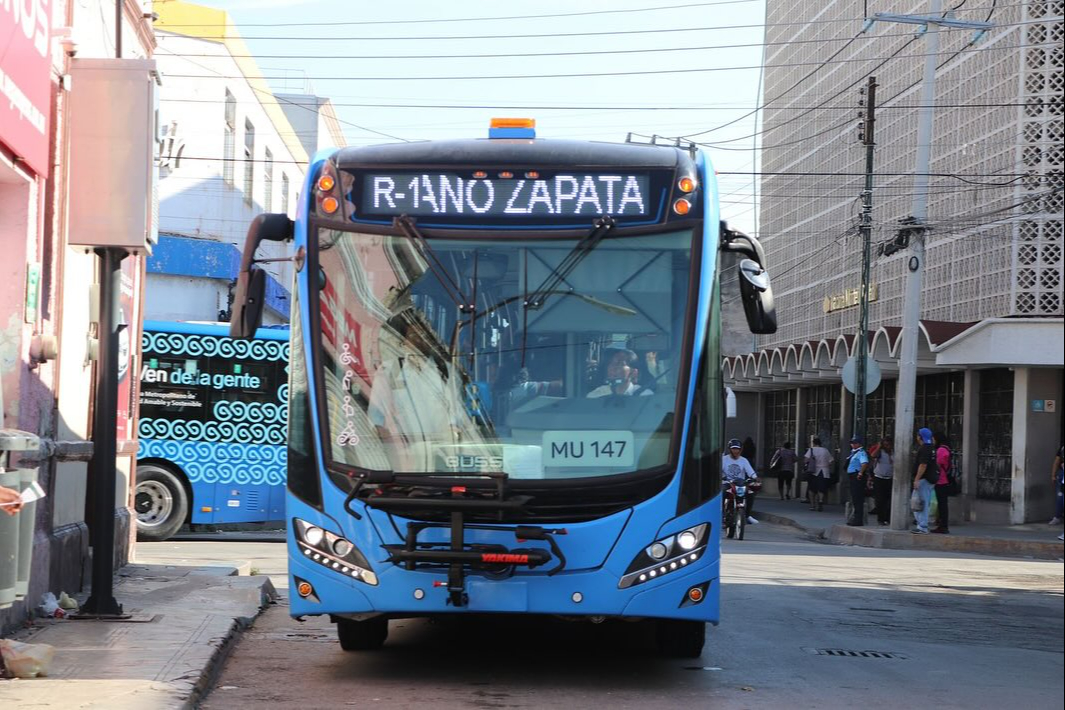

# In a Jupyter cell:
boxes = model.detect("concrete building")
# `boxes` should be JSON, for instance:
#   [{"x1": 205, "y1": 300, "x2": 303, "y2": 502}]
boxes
[
  {"x1": 725, "y1": 0, "x2": 1063, "y2": 525},
  {"x1": 150, "y1": 1, "x2": 328, "y2": 324},
  {"x1": 2, "y1": 1, "x2": 157, "y2": 628}
]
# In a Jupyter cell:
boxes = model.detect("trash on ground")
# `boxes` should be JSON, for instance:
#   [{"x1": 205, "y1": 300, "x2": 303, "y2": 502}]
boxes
[
  {"x1": 38, "y1": 592, "x2": 66, "y2": 618},
  {"x1": 58, "y1": 592, "x2": 79, "y2": 610},
  {"x1": 0, "y1": 638, "x2": 56, "y2": 678}
]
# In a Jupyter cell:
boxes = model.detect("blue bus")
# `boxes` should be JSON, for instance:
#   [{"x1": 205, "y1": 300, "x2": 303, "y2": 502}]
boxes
[
  {"x1": 230, "y1": 119, "x2": 775, "y2": 657},
  {"x1": 135, "y1": 320, "x2": 289, "y2": 540}
]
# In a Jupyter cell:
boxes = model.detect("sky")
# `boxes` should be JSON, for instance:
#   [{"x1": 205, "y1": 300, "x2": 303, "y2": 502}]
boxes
[{"x1": 158, "y1": 0, "x2": 769, "y2": 234}]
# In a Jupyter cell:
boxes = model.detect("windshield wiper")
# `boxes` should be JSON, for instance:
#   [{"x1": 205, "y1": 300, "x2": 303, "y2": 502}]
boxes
[
  {"x1": 394, "y1": 215, "x2": 472, "y2": 311},
  {"x1": 524, "y1": 217, "x2": 616, "y2": 310}
]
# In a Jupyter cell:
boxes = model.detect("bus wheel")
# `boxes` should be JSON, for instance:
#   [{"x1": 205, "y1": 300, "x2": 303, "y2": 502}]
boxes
[
  {"x1": 337, "y1": 617, "x2": 388, "y2": 651},
  {"x1": 656, "y1": 619, "x2": 706, "y2": 658},
  {"x1": 134, "y1": 465, "x2": 188, "y2": 542}
]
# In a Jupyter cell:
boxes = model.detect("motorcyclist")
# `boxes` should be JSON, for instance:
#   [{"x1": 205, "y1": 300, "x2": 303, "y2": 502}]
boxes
[{"x1": 722, "y1": 438, "x2": 759, "y2": 524}]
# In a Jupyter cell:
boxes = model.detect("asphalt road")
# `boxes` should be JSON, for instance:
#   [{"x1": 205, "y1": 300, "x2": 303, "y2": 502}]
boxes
[{"x1": 179, "y1": 523, "x2": 1064, "y2": 709}]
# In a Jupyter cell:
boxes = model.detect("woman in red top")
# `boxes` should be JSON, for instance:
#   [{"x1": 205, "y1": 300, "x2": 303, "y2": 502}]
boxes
[{"x1": 932, "y1": 431, "x2": 952, "y2": 534}]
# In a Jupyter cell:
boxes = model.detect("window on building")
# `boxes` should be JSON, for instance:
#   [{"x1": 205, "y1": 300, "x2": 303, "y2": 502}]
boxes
[
  {"x1": 804, "y1": 384, "x2": 841, "y2": 455},
  {"x1": 281, "y1": 172, "x2": 290, "y2": 215},
  {"x1": 264, "y1": 148, "x2": 274, "y2": 212},
  {"x1": 863, "y1": 379, "x2": 896, "y2": 445},
  {"x1": 223, "y1": 90, "x2": 236, "y2": 185},
  {"x1": 763, "y1": 390, "x2": 797, "y2": 457},
  {"x1": 243, "y1": 119, "x2": 255, "y2": 204}
]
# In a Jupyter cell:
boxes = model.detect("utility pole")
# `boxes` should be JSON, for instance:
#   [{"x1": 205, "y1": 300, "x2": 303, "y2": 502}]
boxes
[
  {"x1": 867, "y1": 1, "x2": 993, "y2": 530},
  {"x1": 855, "y1": 76, "x2": 877, "y2": 444},
  {"x1": 79, "y1": 0, "x2": 128, "y2": 619}
]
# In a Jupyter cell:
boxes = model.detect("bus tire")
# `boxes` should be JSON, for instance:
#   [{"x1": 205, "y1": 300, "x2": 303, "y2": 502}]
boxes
[
  {"x1": 656, "y1": 619, "x2": 706, "y2": 658},
  {"x1": 134, "y1": 464, "x2": 188, "y2": 542},
  {"x1": 337, "y1": 616, "x2": 388, "y2": 651}
]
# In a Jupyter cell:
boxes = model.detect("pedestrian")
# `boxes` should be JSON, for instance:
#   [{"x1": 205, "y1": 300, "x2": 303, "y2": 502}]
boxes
[
  {"x1": 846, "y1": 437, "x2": 870, "y2": 526},
  {"x1": 741, "y1": 436, "x2": 757, "y2": 469},
  {"x1": 870, "y1": 436, "x2": 894, "y2": 526},
  {"x1": 1049, "y1": 445, "x2": 1063, "y2": 539},
  {"x1": 804, "y1": 437, "x2": 834, "y2": 512},
  {"x1": 932, "y1": 431, "x2": 953, "y2": 534},
  {"x1": 0, "y1": 485, "x2": 23, "y2": 515},
  {"x1": 770, "y1": 442, "x2": 797, "y2": 500},
  {"x1": 911, "y1": 427, "x2": 937, "y2": 534}
]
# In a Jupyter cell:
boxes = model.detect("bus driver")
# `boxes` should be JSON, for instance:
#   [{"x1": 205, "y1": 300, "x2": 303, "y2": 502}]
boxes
[{"x1": 587, "y1": 349, "x2": 654, "y2": 398}]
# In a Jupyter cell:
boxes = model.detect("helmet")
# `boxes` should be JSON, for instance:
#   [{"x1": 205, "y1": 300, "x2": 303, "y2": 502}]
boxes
[{"x1": 727, "y1": 438, "x2": 742, "y2": 450}]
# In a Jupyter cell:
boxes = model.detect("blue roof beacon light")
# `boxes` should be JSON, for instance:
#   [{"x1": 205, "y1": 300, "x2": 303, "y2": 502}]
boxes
[{"x1": 488, "y1": 117, "x2": 537, "y2": 139}]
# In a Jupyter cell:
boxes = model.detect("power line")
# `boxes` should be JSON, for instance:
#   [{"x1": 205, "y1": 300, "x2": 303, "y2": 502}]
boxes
[
  {"x1": 157, "y1": 42, "x2": 1040, "y2": 82},
  {"x1": 157, "y1": 31, "x2": 926, "y2": 61},
  {"x1": 159, "y1": 97, "x2": 1038, "y2": 111},
  {"x1": 155, "y1": 0, "x2": 764, "y2": 28},
  {"x1": 153, "y1": 3, "x2": 1021, "y2": 39}
]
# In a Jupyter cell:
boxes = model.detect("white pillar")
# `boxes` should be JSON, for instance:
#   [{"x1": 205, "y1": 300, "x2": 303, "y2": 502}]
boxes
[
  {"x1": 1010, "y1": 368, "x2": 1029, "y2": 525},
  {"x1": 754, "y1": 392, "x2": 767, "y2": 470}
]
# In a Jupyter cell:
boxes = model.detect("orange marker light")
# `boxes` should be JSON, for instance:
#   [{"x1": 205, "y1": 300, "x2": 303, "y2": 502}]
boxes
[
  {"x1": 688, "y1": 586, "x2": 704, "y2": 603},
  {"x1": 297, "y1": 581, "x2": 314, "y2": 597},
  {"x1": 321, "y1": 196, "x2": 339, "y2": 214},
  {"x1": 472, "y1": 171, "x2": 488, "y2": 179},
  {"x1": 678, "y1": 177, "x2": 696, "y2": 193},
  {"x1": 673, "y1": 198, "x2": 691, "y2": 216},
  {"x1": 498, "y1": 171, "x2": 514, "y2": 179},
  {"x1": 490, "y1": 117, "x2": 536, "y2": 129},
  {"x1": 525, "y1": 171, "x2": 540, "y2": 179},
  {"x1": 317, "y1": 175, "x2": 335, "y2": 192}
]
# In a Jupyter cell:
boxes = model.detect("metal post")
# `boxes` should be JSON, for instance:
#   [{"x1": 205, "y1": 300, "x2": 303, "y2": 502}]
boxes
[
  {"x1": 80, "y1": 248, "x2": 126, "y2": 617},
  {"x1": 890, "y1": 0, "x2": 940, "y2": 530},
  {"x1": 855, "y1": 76, "x2": 877, "y2": 444}
]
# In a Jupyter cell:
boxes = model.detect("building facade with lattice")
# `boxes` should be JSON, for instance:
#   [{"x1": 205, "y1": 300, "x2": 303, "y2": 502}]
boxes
[{"x1": 724, "y1": 0, "x2": 1063, "y2": 526}]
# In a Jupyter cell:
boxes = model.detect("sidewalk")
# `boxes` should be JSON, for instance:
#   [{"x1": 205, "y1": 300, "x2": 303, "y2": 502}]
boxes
[
  {"x1": 755, "y1": 495, "x2": 1065, "y2": 560},
  {"x1": 0, "y1": 563, "x2": 276, "y2": 709}
]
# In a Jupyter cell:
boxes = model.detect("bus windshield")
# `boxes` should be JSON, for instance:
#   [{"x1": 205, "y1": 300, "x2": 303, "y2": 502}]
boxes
[{"x1": 316, "y1": 226, "x2": 696, "y2": 480}]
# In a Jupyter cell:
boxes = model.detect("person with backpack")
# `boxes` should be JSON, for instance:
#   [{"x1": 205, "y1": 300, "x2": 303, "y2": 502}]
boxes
[
  {"x1": 1049, "y1": 445, "x2": 1063, "y2": 540},
  {"x1": 932, "y1": 431, "x2": 953, "y2": 534},
  {"x1": 770, "y1": 442, "x2": 797, "y2": 500}
]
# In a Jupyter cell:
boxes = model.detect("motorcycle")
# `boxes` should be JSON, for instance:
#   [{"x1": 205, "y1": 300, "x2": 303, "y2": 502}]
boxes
[{"x1": 722, "y1": 477, "x2": 762, "y2": 540}]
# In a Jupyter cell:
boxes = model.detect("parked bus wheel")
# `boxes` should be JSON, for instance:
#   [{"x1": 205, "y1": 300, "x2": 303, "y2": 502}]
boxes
[
  {"x1": 656, "y1": 619, "x2": 706, "y2": 658},
  {"x1": 134, "y1": 464, "x2": 188, "y2": 542},
  {"x1": 337, "y1": 616, "x2": 388, "y2": 651}
]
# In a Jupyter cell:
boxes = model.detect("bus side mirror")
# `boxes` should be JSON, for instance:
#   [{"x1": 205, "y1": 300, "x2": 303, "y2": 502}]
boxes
[
  {"x1": 720, "y1": 222, "x2": 777, "y2": 335},
  {"x1": 737, "y1": 259, "x2": 777, "y2": 335},
  {"x1": 229, "y1": 213, "x2": 293, "y2": 339}
]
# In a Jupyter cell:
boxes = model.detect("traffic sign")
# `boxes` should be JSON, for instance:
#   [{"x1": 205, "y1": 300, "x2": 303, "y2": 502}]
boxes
[{"x1": 842, "y1": 356, "x2": 882, "y2": 395}]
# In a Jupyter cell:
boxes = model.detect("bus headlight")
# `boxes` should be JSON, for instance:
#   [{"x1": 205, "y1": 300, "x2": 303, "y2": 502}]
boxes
[
  {"x1": 618, "y1": 523, "x2": 709, "y2": 589},
  {"x1": 293, "y1": 518, "x2": 378, "y2": 586},
  {"x1": 304, "y1": 526, "x2": 325, "y2": 546}
]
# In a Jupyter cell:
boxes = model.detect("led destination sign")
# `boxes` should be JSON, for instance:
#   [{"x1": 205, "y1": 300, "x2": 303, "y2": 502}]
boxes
[{"x1": 359, "y1": 172, "x2": 652, "y2": 218}]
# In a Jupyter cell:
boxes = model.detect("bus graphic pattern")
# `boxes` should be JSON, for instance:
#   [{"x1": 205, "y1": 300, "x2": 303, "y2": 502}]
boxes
[
  {"x1": 137, "y1": 439, "x2": 285, "y2": 486},
  {"x1": 143, "y1": 331, "x2": 289, "y2": 361},
  {"x1": 138, "y1": 328, "x2": 288, "y2": 490}
]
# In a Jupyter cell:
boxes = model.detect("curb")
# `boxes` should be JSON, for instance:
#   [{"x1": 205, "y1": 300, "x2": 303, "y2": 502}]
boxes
[
  {"x1": 184, "y1": 574, "x2": 278, "y2": 709},
  {"x1": 826, "y1": 524, "x2": 1065, "y2": 560}
]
